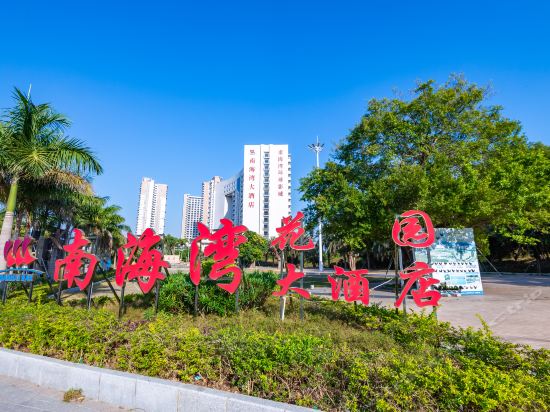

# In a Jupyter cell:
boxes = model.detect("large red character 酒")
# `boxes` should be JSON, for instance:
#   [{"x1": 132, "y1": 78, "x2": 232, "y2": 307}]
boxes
[
  {"x1": 54, "y1": 229, "x2": 98, "y2": 291},
  {"x1": 327, "y1": 266, "x2": 370, "y2": 305},
  {"x1": 189, "y1": 219, "x2": 247, "y2": 294},
  {"x1": 392, "y1": 210, "x2": 435, "y2": 248},
  {"x1": 116, "y1": 228, "x2": 169, "y2": 294},
  {"x1": 394, "y1": 261, "x2": 441, "y2": 308}
]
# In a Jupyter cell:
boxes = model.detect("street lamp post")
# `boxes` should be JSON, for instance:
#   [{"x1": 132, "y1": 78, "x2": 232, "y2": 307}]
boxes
[{"x1": 308, "y1": 137, "x2": 324, "y2": 272}]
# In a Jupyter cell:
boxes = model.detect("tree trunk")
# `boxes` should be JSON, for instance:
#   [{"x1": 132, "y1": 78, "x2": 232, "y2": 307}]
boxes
[{"x1": 0, "y1": 179, "x2": 18, "y2": 270}]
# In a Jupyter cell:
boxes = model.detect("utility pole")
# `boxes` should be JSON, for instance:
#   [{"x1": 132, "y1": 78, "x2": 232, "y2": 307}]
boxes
[{"x1": 307, "y1": 137, "x2": 324, "y2": 272}]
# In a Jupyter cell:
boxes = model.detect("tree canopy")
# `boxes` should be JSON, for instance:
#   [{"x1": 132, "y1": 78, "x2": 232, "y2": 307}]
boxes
[{"x1": 300, "y1": 76, "x2": 550, "y2": 264}]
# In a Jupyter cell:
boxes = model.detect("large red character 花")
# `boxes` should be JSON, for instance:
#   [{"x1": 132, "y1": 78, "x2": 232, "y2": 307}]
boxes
[
  {"x1": 271, "y1": 212, "x2": 314, "y2": 251},
  {"x1": 189, "y1": 219, "x2": 247, "y2": 294},
  {"x1": 54, "y1": 229, "x2": 98, "y2": 291},
  {"x1": 116, "y1": 228, "x2": 169, "y2": 294}
]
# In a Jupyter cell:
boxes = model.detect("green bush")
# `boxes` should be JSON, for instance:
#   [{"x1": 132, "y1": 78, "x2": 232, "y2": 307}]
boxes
[
  {"x1": 158, "y1": 270, "x2": 278, "y2": 315},
  {"x1": 0, "y1": 298, "x2": 548, "y2": 411}
]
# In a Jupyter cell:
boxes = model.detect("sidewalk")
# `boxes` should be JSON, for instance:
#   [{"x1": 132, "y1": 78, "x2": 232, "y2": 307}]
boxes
[{"x1": 0, "y1": 375, "x2": 123, "y2": 412}]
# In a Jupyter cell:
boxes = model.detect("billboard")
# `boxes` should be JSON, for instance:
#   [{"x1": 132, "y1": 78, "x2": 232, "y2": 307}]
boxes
[{"x1": 415, "y1": 228, "x2": 484, "y2": 295}]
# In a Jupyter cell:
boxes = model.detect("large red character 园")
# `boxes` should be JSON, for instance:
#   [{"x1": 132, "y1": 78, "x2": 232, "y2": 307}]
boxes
[
  {"x1": 189, "y1": 219, "x2": 247, "y2": 294},
  {"x1": 54, "y1": 229, "x2": 98, "y2": 291},
  {"x1": 116, "y1": 228, "x2": 169, "y2": 294},
  {"x1": 392, "y1": 210, "x2": 435, "y2": 248}
]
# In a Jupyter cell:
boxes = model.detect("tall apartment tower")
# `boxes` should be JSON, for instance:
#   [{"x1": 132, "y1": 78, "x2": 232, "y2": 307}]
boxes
[
  {"x1": 242, "y1": 144, "x2": 291, "y2": 237},
  {"x1": 181, "y1": 194, "x2": 203, "y2": 240},
  {"x1": 136, "y1": 177, "x2": 168, "y2": 235},
  {"x1": 201, "y1": 176, "x2": 222, "y2": 230}
]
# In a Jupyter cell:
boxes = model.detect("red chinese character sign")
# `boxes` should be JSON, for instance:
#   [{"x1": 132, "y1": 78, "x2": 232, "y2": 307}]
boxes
[
  {"x1": 189, "y1": 219, "x2": 247, "y2": 294},
  {"x1": 116, "y1": 228, "x2": 170, "y2": 294},
  {"x1": 273, "y1": 263, "x2": 310, "y2": 299},
  {"x1": 328, "y1": 266, "x2": 370, "y2": 305},
  {"x1": 54, "y1": 229, "x2": 98, "y2": 291},
  {"x1": 3, "y1": 237, "x2": 36, "y2": 268},
  {"x1": 392, "y1": 210, "x2": 435, "y2": 248},
  {"x1": 392, "y1": 210, "x2": 441, "y2": 309},
  {"x1": 271, "y1": 212, "x2": 314, "y2": 251}
]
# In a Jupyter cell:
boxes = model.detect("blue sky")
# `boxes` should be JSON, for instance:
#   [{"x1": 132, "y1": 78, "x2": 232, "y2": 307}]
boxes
[{"x1": 1, "y1": 1, "x2": 549, "y2": 236}]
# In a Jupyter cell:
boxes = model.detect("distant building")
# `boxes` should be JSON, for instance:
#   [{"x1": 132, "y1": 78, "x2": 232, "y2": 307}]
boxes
[
  {"x1": 181, "y1": 194, "x2": 203, "y2": 240},
  {"x1": 136, "y1": 177, "x2": 168, "y2": 235},
  {"x1": 201, "y1": 176, "x2": 222, "y2": 230}
]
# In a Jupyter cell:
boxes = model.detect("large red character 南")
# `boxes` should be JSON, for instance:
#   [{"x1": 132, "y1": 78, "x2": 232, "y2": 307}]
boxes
[
  {"x1": 272, "y1": 263, "x2": 310, "y2": 299},
  {"x1": 392, "y1": 210, "x2": 435, "y2": 248},
  {"x1": 116, "y1": 228, "x2": 169, "y2": 294},
  {"x1": 189, "y1": 219, "x2": 247, "y2": 294},
  {"x1": 394, "y1": 261, "x2": 441, "y2": 308},
  {"x1": 3, "y1": 237, "x2": 36, "y2": 267},
  {"x1": 271, "y1": 212, "x2": 314, "y2": 251},
  {"x1": 54, "y1": 229, "x2": 98, "y2": 291},
  {"x1": 328, "y1": 266, "x2": 370, "y2": 305}
]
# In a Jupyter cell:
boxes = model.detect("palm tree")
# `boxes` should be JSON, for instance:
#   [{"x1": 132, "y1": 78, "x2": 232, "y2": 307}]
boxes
[{"x1": 0, "y1": 88, "x2": 102, "y2": 269}]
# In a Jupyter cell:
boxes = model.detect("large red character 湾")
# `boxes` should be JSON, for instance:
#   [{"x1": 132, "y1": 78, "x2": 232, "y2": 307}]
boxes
[
  {"x1": 116, "y1": 228, "x2": 169, "y2": 294},
  {"x1": 394, "y1": 261, "x2": 441, "y2": 308},
  {"x1": 54, "y1": 229, "x2": 98, "y2": 291},
  {"x1": 189, "y1": 219, "x2": 247, "y2": 294},
  {"x1": 271, "y1": 212, "x2": 314, "y2": 251},
  {"x1": 392, "y1": 210, "x2": 435, "y2": 248}
]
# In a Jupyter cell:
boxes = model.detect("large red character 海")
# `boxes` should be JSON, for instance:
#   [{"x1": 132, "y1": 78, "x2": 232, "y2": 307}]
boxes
[
  {"x1": 271, "y1": 212, "x2": 314, "y2": 251},
  {"x1": 116, "y1": 228, "x2": 169, "y2": 294},
  {"x1": 189, "y1": 219, "x2": 247, "y2": 294},
  {"x1": 3, "y1": 237, "x2": 36, "y2": 268},
  {"x1": 272, "y1": 263, "x2": 310, "y2": 299},
  {"x1": 54, "y1": 229, "x2": 98, "y2": 291},
  {"x1": 394, "y1": 261, "x2": 441, "y2": 308},
  {"x1": 327, "y1": 266, "x2": 370, "y2": 305},
  {"x1": 392, "y1": 210, "x2": 435, "y2": 248}
]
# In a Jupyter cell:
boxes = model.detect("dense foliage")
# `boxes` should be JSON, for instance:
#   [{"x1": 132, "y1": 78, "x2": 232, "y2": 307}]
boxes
[
  {"x1": 0, "y1": 294, "x2": 547, "y2": 411},
  {"x1": 158, "y1": 270, "x2": 278, "y2": 315},
  {"x1": 300, "y1": 76, "x2": 550, "y2": 268}
]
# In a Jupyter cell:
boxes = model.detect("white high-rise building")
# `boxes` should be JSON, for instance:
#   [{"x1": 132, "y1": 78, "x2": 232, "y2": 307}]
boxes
[
  {"x1": 210, "y1": 144, "x2": 291, "y2": 238},
  {"x1": 201, "y1": 176, "x2": 222, "y2": 230},
  {"x1": 181, "y1": 194, "x2": 203, "y2": 240},
  {"x1": 136, "y1": 177, "x2": 168, "y2": 235}
]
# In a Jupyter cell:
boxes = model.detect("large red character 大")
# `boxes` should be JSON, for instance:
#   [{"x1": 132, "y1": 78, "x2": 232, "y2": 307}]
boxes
[
  {"x1": 116, "y1": 228, "x2": 169, "y2": 294},
  {"x1": 189, "y1": 219, "x2": 247, "y2": 294},
  {"x1": 271, "y1": 212, "x2": 314, "y2": 251},
  {"x1": 272, "y1": 263, "x2": 310, "y2": 299},
  {"x1": 392, "y1": 210, "x2": 435, "y2": 248},
  {"x1": 327, "y1": 266, "x2": 370, "y2": 305},
  {"x1": 394, "y1": 261, "x2": 441, "y2": 308},
  {"x1": 54, "y1": 229, "x2": 98, "y2": 291},
  {"x1": 3, "y1": 237, "x2": 36, "y2": 268}
]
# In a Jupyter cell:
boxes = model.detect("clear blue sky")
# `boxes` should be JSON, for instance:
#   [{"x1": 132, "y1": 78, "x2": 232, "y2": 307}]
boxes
[{"x1": 1, "y1": 1, "x2": 549, "y2": 236}]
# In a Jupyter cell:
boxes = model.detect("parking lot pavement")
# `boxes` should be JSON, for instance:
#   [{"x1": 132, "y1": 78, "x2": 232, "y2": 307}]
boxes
[
  {"x1": 308, "y1": 273, "x2": 550, "y2": 349},
  {"x1": 0, "y1": 375, "x2": 124, "y2": 412}
]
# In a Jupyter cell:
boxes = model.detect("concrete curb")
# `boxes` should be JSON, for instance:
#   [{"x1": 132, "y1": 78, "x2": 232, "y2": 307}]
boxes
[{"x1": 0, "y1": 348, "x2": 315, "y2": 412}]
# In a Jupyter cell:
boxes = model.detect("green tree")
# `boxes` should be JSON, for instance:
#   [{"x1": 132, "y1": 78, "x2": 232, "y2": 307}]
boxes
[
  {"x1": 300, "y1": 75, "x2": 550, "y2": 264},
  {"x1": 0, "y1": 88, "x2": 102, "y2": 269},
  {"x1": 239, "y1": 230, "x2": 268, "y2": 267}
]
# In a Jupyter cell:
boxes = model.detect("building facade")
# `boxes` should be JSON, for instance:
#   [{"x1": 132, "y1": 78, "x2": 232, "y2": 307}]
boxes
[
  {"x1": 136, "y1": 177, "x2": 168, "y2": 235},
  {"x1": 201, "y1": 176, "x2": 222, "y2": 230},
  {"x1": 181, "y1": 194, "x2": 203, "y2": 240}
]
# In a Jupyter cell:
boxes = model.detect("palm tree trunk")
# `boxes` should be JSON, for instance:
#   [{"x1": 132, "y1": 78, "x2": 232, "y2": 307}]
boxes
[{"x1": 0, "y1": 178, "x2": 18, "y2": 270}]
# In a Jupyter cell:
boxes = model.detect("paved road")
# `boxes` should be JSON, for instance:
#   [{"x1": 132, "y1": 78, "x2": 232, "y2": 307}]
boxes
[
  {"x1": 0, "y1": 375, "x2": 124, "y2": 412},
  {"x1": 308, "y1": 273, "x2": 550, "y2": 349}
]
